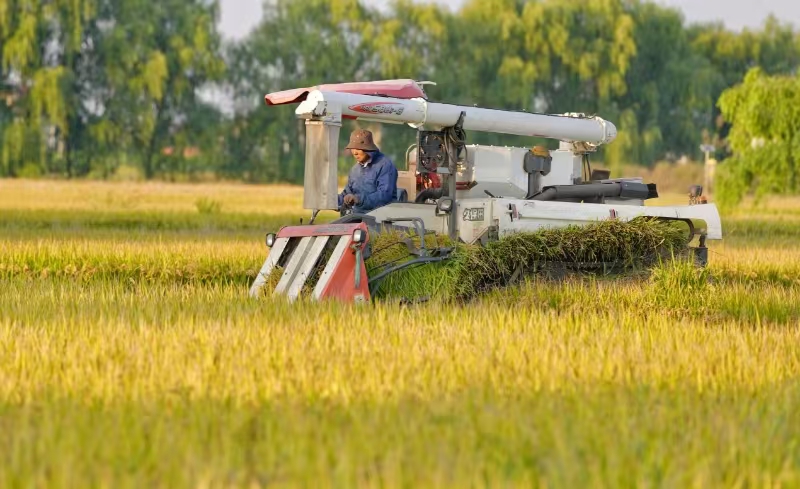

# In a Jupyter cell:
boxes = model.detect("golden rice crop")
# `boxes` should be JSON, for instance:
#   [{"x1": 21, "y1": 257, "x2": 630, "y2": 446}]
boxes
[
  {"x1": 2, "y1": 277, "x2": 800, "y2": 487},
  {"x1": 0, "y1": 178, "x2": 310, "y2": 215},
  {"x1": 2, "y1": 179, "x2": 800, "y2": 487}
]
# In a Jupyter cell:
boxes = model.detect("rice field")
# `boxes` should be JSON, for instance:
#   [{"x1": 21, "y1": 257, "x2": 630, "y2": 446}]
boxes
[{"x1": 2, "y1": 179, "x2": 800, "y2": 487}]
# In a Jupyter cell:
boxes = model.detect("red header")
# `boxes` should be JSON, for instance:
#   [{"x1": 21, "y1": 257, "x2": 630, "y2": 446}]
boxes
[{"x1": 264, "y1": 79, "x2": 428, "y2": 106}]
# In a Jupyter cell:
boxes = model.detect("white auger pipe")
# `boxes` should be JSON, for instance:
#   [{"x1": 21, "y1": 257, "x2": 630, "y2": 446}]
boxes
[{"x1": 295, "y1": 90, "x2": 617, "y2": 146}]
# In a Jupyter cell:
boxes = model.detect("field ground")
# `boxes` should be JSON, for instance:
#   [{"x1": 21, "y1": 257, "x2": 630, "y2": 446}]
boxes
[{"x1": 2, "y1": 179, "x2": 800, "y2": 487}]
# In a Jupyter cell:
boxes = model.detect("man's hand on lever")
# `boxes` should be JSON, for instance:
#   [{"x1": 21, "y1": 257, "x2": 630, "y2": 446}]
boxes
[{"x1": 343, "y1": 194, "x2": 359, "y2": 207}]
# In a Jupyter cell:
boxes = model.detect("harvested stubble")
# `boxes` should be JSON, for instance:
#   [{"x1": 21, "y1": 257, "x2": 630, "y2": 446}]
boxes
[{"x1": 368, "y1": 218, "x2": 689, "y2": 302}]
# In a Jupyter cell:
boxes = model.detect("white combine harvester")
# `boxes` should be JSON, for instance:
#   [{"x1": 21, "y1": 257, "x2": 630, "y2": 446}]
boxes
[{"x1": 249, "y1": 79, "x2": 722, "y2": 302}]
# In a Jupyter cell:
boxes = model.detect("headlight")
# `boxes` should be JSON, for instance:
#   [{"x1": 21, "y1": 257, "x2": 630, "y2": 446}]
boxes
[
  {"x1": 353, "y1": 228, "x2": 366, "y2": 244},
  {"x1": 265, "y1": 233, "x2": 276, "y2": 248},
  {"x1": 437, "y1": 198, "x2": 454, "y2": 213}
]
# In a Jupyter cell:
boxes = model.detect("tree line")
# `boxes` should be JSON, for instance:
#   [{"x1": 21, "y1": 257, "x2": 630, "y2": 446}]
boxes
[{"x1": 1, "y1": 0, "x2": 799, "y2": 196}]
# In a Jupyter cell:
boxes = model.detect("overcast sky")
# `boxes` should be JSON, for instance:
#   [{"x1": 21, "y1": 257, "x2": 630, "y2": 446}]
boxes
[{"x1": 219, "y1": 0, "x2": 800, "y2": 40}]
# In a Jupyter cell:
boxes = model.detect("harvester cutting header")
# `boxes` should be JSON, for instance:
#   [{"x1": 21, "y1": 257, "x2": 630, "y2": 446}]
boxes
[{"x1": 249, "y1": 79, "x2": 722, "y2": 303}]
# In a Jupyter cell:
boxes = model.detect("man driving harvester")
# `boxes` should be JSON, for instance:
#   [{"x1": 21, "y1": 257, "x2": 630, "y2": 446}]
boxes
[{"x1": 338, "y1": 129, "x2": 398, "y2": 214}]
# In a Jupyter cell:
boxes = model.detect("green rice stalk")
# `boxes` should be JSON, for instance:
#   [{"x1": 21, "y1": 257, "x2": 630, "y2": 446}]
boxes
[{"x1": 368, "y1": 218, "x2": 690, "y2": 302}]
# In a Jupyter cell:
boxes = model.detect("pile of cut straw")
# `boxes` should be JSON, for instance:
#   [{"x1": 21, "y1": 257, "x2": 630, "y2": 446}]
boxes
[{"x1": 367, "y1": 219, "x2": 689, "y2": 302}]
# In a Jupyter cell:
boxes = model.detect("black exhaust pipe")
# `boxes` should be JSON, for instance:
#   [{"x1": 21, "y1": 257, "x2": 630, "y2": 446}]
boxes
[{"x1": 530, "y1": 182, "x2": 658, "y2": 202}]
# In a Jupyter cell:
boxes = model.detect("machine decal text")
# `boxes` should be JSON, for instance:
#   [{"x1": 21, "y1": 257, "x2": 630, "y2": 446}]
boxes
[
  {"x1": 463, "y1": 208, "x2": 485, "y2": 222},
  {"x1": 348, "y1": 102, "x2": 405, "y2": 116}
]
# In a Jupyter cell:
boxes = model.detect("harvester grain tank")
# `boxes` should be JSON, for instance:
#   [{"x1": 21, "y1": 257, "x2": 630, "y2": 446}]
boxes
[{"x1": 250, "y1": 79, "x2": 722, "y2": 302}]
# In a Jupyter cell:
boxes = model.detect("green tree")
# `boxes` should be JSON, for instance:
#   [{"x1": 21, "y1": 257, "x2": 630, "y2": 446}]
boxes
[
  {"x1": 222, "y1": 0, "x2": 381, "y2": 182},
  {"x1": 690, "y1": 15, "x2": 800, "y2": 160},
  {"x1": 406, "y1": 0, "x2": 639, "y2": 159},
  {"x1": 0, "y1": 0, "x2": 225, "y2": 179},
  {"x1": 716, "y1": 68, "x2": 800, "y2": 208},
  {"x1": 96, "y1": 0, "x2": 225, "y2": 179},
  {"x1": 608, "y1": 1, "x2": 720, "y2": 168},
  {"x1": 0, "y1": 0, "x2": 96, "y2": 177}
]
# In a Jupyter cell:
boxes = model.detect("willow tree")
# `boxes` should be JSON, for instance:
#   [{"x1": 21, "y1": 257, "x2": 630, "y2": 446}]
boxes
[
  {"x1": 95, "y1": 0, "x2": 224, "y2": 179},
  {"x1": 223, "y1": 0, "x2": 381, "y2": 182},
  {"x1": 716, "y1": 68, "x2": 800, "y2": 208},
  {"x1": 0, "y1": 0, "x2": 96, "y2": 176}
]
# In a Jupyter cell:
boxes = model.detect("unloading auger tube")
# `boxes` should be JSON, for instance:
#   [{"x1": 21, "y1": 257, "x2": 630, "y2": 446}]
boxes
[
  {"x1": 294, "y1": 90, "x2": 617, "y2": 147},
  {"x1": 249, "y1": 79, "x2": 723, "y2": 303}
]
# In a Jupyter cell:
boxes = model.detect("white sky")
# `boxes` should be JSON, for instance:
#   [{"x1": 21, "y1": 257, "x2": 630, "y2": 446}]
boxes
[{"x1": 219, "y1": 0, "x2": 800, "y2": 40}]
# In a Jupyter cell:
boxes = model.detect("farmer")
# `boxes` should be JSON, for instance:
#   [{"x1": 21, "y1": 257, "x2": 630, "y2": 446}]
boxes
[{"x1": 338, "y1": 129, "x2": 398, "y2": 214}]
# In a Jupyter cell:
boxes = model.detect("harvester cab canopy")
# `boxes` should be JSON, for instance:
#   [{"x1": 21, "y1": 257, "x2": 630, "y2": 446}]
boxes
[{"x1": 250, "y1": 79, "x2": 722, "y2": 303}]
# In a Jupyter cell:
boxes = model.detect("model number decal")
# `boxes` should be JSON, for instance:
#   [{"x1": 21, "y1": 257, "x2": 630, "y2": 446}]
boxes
[
  {"x1": 463, "y1": 208, "x2": 485, "y2": 221},
  {"x1": 348, "y1": 102, "x2": 405, "y2": 116}
]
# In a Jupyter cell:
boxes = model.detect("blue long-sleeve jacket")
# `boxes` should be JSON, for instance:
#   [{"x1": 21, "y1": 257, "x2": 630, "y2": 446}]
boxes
[{"x1": 338, "y1": 151, "x2": 398, "y2": 213}]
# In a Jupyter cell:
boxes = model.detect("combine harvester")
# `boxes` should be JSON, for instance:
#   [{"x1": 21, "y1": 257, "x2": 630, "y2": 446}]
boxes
[{"x1": 249, "y1": 79, "x2": 722, "y2": 302}]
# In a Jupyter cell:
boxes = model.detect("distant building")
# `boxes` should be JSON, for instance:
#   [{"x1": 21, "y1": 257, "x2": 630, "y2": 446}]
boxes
[{"x1": 161, "y1": 146, "x2": 202, "y2": 158}]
